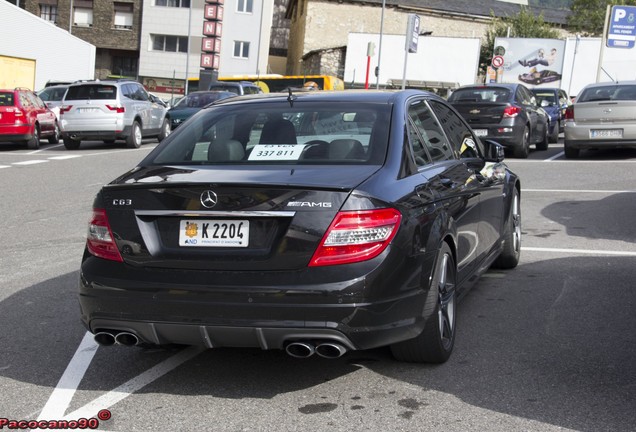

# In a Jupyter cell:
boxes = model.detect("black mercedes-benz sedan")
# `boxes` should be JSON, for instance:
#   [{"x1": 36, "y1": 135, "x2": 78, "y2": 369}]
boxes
[{"x1": 79, "y1": 89, "x2": 521, "y2": 363}]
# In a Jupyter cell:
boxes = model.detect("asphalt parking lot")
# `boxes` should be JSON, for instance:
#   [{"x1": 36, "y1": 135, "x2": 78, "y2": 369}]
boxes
[{"x1": 0, "y1": 139, "x2": 635, "y2": 431}]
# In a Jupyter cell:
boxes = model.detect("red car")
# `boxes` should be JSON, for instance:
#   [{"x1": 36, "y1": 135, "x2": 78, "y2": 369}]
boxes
[{"x1": 0, "y1": 88, "x2": 60, "y2": 149}]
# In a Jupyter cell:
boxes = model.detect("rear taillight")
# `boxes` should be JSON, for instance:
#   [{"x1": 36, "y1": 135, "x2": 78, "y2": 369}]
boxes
[
  {"x1": 503, "y1": 106, "x2": 521, "y2": 118},
  {"x1": 59, "y1": 105, "x2": 72, "y2": 115},
  {"x1": 106, "y1": 105, "x2": 125, "y2": 113},
  {"x1": 309, "y1": 208, "x2": 402, "y2": 267},
  {"x1": 86, "y1": 209, "x2": 123, "y2": 262},
  {"x1": 564, "y1": 106, "x2": 574, "y2": 121}
]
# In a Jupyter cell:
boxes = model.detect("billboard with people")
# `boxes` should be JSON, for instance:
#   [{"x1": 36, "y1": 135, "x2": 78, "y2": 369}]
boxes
[{"x1": 493, "y1": 38, "x2": 566, "y2": 88}]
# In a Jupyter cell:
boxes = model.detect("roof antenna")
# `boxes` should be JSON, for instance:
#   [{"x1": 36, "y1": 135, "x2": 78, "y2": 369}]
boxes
[{"x1": 287, "y1": 88, "x2": 295, "y2": 107}]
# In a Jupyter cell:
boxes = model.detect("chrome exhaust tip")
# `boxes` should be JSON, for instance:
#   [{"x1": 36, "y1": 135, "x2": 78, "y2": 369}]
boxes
[
  {"x1": 94, "y1": 332, "x2": 116, "y2": 346},
  {"x1": 115, "y1": 332, "x2": 139, "y2": 346},
  {"x1": 285, "y1": 342, "x2": 315, "y2": 358},
  {"x1": 315, "y1": 342, "x2": 347, "y2": 359}
]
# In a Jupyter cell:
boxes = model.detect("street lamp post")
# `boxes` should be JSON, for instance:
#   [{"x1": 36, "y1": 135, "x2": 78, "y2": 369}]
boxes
[{"x1": 375, "y1": 0, "x2": 385, "y2": 89}]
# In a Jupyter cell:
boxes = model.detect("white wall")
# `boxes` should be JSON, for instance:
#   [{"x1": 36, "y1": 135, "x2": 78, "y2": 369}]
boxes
[
  {"x1": 138, "y1": 0, "x2": 204, "y2": 81},
  {"x1": 0, "y1": 1, "x2": 95, "y2": 90},
  {"x1": 139, "y1": 0, "x2": 274, "y2": 83},
  {"x1": 344, "y1": 33, "x2": 481, "y2": 88},
  {"x1": 220, "y1": 0, "x2": 273, "y2": 76}
]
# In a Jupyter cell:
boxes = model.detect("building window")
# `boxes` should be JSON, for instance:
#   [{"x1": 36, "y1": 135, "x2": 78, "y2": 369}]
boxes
[
  {"x1": 112, "y1": 56, "x2": 138, "y2": 77},
  {"x1": 39, "y1": 4, "x2": 58, "y2": 23},
  {"x1": 237, "y1": 0, "x2": 253, "y2": 13},
  {"x1": 155, "y1": 0, "x2": 190, "y2": 8},
  {"x1": 74, "y1": 0, "x2": 93, "y2": 27},
  {"x1": 233, "y1": 41, "x2": 250, "y2": 59},
  {"x1": 113, "y1": 3, "x2": 133, "y2": 29},
  {"x1": 152, "y1": 35, "x2": 188, "y2": 53}
]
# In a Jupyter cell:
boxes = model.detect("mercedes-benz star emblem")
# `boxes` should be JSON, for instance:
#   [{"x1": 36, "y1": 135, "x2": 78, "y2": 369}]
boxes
[{"x1": 200, "y1": 190, "x2": 218, "y2": 208}]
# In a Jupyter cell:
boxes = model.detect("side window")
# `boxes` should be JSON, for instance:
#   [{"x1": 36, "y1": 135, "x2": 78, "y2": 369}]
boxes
[
  {"x1": 19, "y1": 92, "x2": 31, "y2": 108},
  {"x1": 521, "y1": 87, "x2": 535, "y2": 105},
  {"x1": 121, "y1": 84, "x2": 134, "y2": 99},
  {"x1": 134, "y1": 84, "x2": 150, "y2": 102},
  {"x1": 406, "y1": 118, "x2": 431, "y2": 167},
  {"x1": 429, "y1": 100, "x2": 483, "y2": 159},
  {"x1": 407, "y1": 99, "x2": 454, "y2": 163},
  {"x1": 27, "y1": 92, "x2": 44, "y2": 108}
]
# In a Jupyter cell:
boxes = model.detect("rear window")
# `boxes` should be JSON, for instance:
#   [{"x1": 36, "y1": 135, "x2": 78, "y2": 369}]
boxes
[
  {"x1": 448, "y1": 87, "x2": 511, "y2": 103},
  {"x1": 147, "y1": 101, "x2": 391, "y2": 166},
  {"x1": 532, "y1": 90, "x2": 557, "y2": 104},
  {"x1": 577, "y1": 84, "x2": 636, "y2": 102},
  {"x1": 39, "y1": 87, "x2": 68, "y2": 101},
  {"x1": 0, "y1": 92, "x2": 15, "y2": 106},
  {"x1": 64, "y1": 84, "x2": 117, "y2": 100},
  {"x1": 209, "y1": 84, "x2": 240, "y2": 95}
]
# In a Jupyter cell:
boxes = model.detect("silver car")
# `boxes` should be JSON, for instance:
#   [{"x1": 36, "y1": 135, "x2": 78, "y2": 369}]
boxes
[
  {"x1": 59, "y1": 79, "x2": 170, "y2": 150},
  {"x1": 37, "y1": 84, "x2": 69, "y2": 121},
  {"x1": 564, "y1": 81, "x2": 636, "y2": 158}
]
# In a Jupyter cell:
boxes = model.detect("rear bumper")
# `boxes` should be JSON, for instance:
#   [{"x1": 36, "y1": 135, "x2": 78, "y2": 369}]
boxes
[
  {"x1": 0, "y1": 125, "x2": 33, "y2": 142},
  {"x1": 473, "y1": 123, "x2": 525, "y2": 149},
  {"x1": 0, "y1": 133, "x2": 32, "y2": 143},
  {"x1": 78, "y1": 251, "x2": 434, "y2": 351},
  {"x1": 564, "y1": 138, "x2": 636, "y2": 150}
]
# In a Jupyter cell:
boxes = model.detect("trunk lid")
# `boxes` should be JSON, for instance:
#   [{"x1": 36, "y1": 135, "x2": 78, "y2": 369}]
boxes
[
  {"x1": 101, "y1": 165, "x2": 381, "y2": 271},
  {"x1": 450, "y1": 102, "x2": 510, "y2": 125}
]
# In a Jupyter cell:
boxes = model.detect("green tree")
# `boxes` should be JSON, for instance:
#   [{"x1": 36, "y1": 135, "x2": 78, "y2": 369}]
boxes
[
  {"x1": 480, "y1": 7, "x2": 561, "y2": 76},
  {"x1": 568, "y1": 0, "x2": 636, "y2": 36}
]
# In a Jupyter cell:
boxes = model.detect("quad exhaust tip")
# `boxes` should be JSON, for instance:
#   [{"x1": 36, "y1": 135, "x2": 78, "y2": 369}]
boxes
[
  {"x1": 285, "y1": 341, "x2": 347, "y2": 359},
  {"x1": 94, "y1": 331, "x2": 139, "y2": 347}
]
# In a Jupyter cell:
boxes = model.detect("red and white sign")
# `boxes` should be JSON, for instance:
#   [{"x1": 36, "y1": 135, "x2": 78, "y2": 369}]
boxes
[
  {"x1": 201, "y1": 53, "x2": 220, "y2": 69},
  {"x1": 492, "y1": 55, "x2": 504, "y2": 68}
]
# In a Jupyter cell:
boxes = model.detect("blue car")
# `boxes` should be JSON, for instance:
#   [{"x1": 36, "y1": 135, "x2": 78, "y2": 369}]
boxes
[{"x1": 531, "y1": 88, "x2": 571, "y2": 143}]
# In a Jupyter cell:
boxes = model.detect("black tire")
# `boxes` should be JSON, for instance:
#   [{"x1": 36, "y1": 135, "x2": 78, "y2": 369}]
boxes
[
  {"x1": 512, "y1": 125, "x2": 530, "y2": 158},
  {"x1": 536, "y1": 124, "x2": 549, "y2": 151},
  {"x1": 564, "y1": 143, "x2": 579, "y2": 159},
  {"x1": 391, "y1": 242, "x2": 457, "y2": 363},
  {"x1": 63, "y1": 136, "x2": 81, "y2": 150},
  {"x1": 158, "y1": 118, "x2": 171, "y2": 142},
  {"x1": 126, "y1": 121, "x2": 142, "y2": 148},
  {"x1": 26, "y1": 126, "x2": 40, "y2": 149},
  {"x1": 48, "y1": 122, "x2": 60, "y2": 144},
  {"x1": 548, "y1": 121, "x2": 559, "y2": 143},
  {"x1": 492, "y1": 187, "x2": 521, "y2": 269}
]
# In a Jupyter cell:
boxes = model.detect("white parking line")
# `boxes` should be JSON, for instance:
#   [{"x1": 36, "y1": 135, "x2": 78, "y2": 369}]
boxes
[
  {"x1": 522, "y1": 246, "x2": 636, "y2": 256},
  {"x1": 523, "y1": 189, "x2": 636, "y2": 194},
  {"x1": 12, "y1": 160, "x2": 49, "y2": 166},
  {"x1": 0, "y1": 165, "x2": 10, "y2": 169},
  {"x1": 48, "y1": 155, "x2": 82, "y2": 160},
  {"x1": 62, "y1": 345, "x2": 204, "y2": 421},
  {"x1": 38, "y1": 330, "x2": 204, "y2": 422},
  {"x1": 544, "y1": 151, "x2": 564, "y2": 161},
  {"x1": 38, "y1": 332, "x2": 99, "y2": 420}
]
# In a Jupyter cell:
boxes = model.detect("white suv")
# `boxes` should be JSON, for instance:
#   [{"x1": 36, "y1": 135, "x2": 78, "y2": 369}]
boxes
[{"x1": 59, "y1": 79, "x2": 170, "y2": 149}]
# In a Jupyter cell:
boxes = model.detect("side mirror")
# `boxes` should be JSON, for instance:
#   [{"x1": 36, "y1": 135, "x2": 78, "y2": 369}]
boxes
[{"x1": 483, "y1": 139, "x2": 505, "y2": 162}]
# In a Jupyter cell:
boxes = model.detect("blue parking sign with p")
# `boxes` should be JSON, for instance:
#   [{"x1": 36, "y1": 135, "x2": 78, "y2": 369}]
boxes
[{"x1": 607, "y1": 6, "x2": 636, "y2": 48}]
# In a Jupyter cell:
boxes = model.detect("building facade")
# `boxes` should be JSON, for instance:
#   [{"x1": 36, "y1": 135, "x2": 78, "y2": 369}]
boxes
[
  {"x1": 22, "y1": 0, "x2": 141, "y2": 80},
  {"x1": 15, "y1": 0, "x2": 276, "y2": 98},
  {"x1": 285, "y1": 0, "x2": 570, "y2": 77}
]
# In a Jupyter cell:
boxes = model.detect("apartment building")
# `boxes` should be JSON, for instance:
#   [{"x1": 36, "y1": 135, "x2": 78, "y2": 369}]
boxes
[{"x1": 12, "y1": 0, "x2": 276, "y2": 99}]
